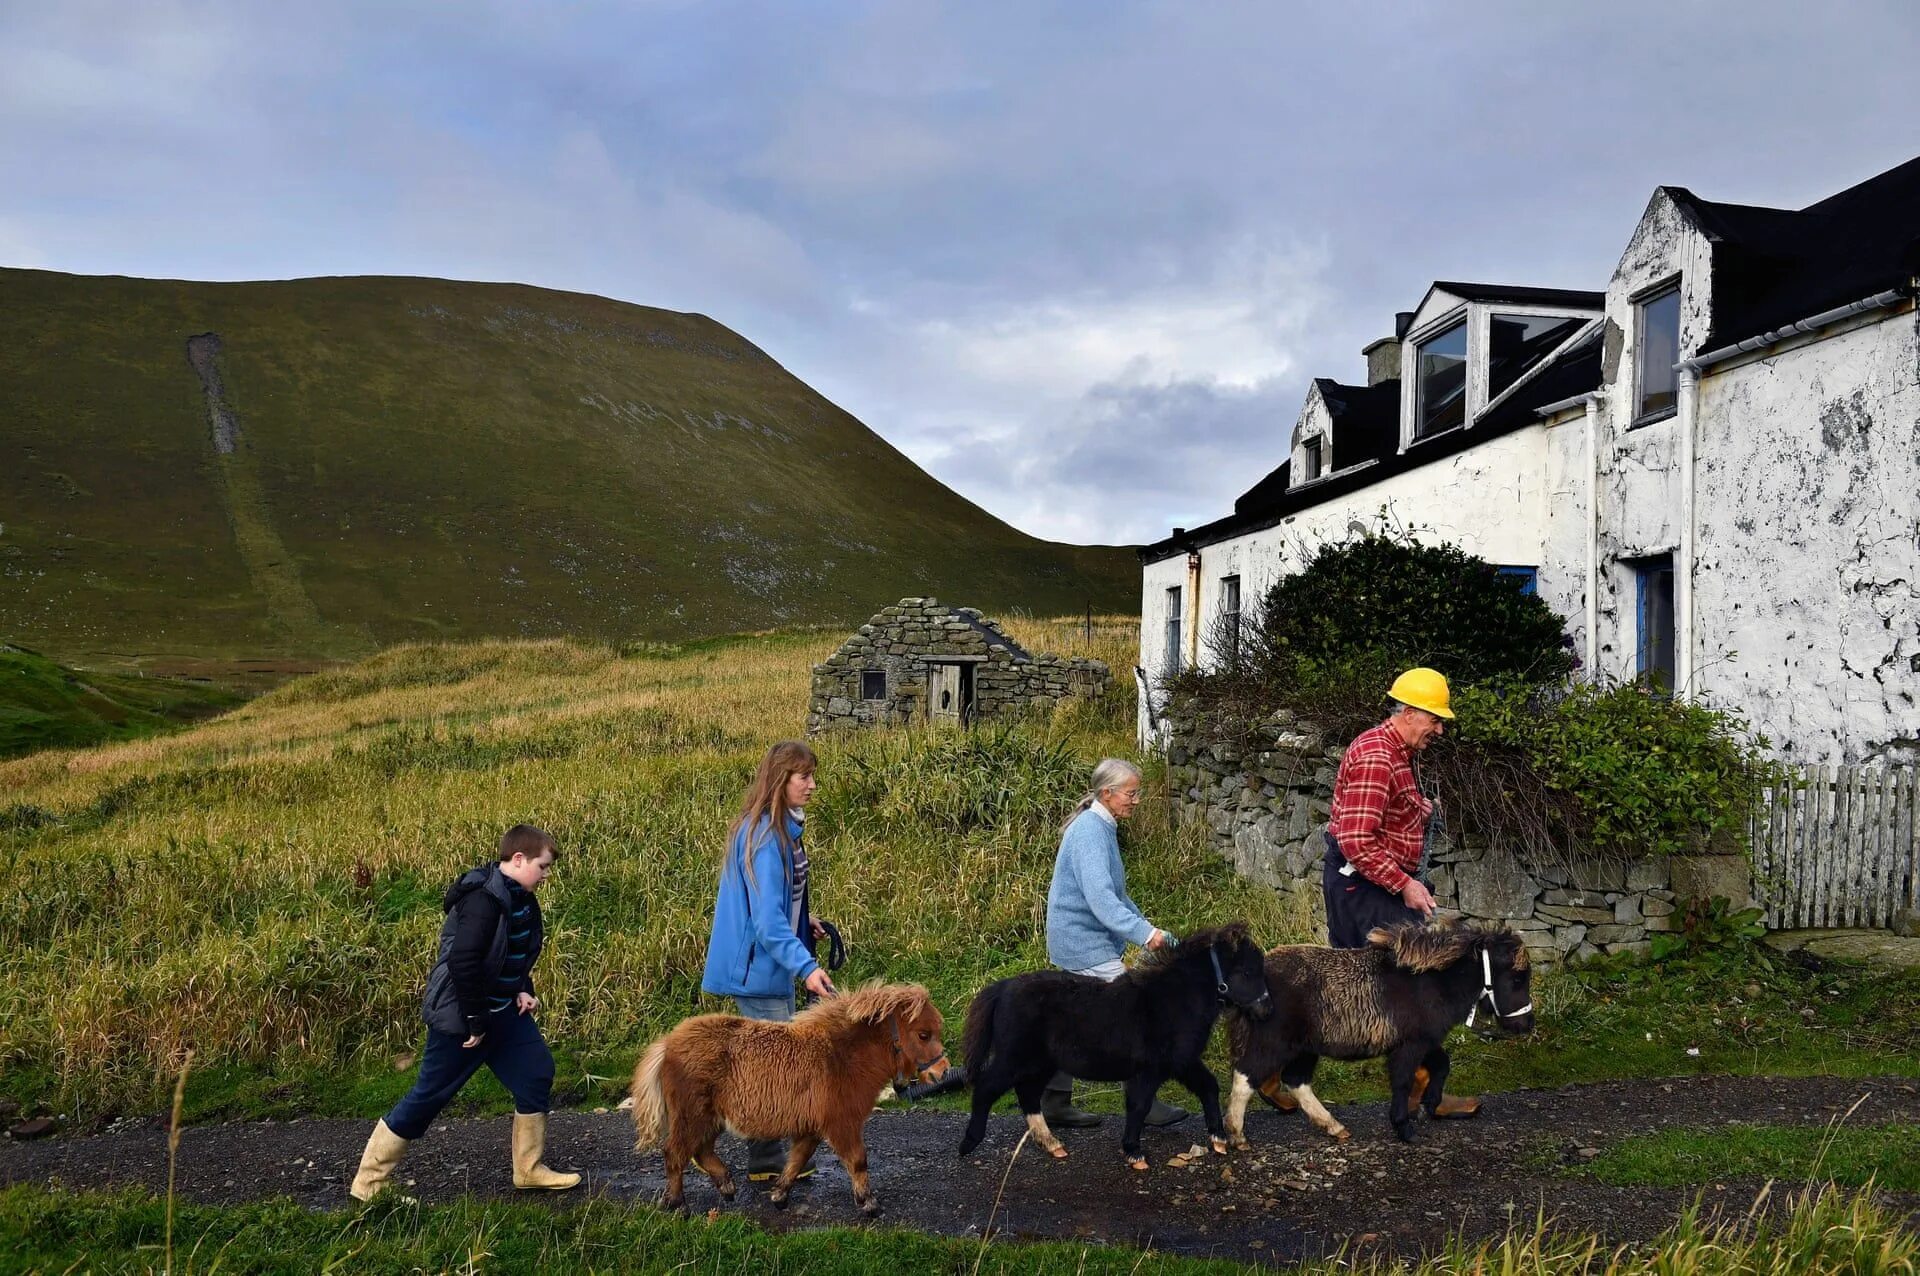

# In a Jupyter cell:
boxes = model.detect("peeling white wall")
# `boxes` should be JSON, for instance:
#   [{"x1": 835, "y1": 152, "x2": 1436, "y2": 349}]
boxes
[{"x1": 1691, "y1": 312, "x2": 1920, "y2": 763}]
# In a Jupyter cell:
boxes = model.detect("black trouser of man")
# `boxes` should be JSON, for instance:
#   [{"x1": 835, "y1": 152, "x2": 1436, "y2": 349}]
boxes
[{"x1": 1322, "y1": 831, "x2": 1427, "y2": 949}]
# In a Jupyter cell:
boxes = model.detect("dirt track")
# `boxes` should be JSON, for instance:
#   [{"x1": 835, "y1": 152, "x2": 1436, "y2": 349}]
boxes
[{"x1": 5, "y1": 1075, "x2": 1918, "y2": 1264}]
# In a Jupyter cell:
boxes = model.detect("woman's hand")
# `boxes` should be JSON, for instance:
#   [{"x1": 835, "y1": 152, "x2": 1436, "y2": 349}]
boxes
[
  {"x1": 810, "y1": 918, "x2": 828, "y2": 940},
  {"x1": 804, "y1": 968, "x2": 838, "y2": 999},
  {"x1": 516, "y1": 992, "x2": 538, "y2": 1015},
  {"x1": 1145, "y1": 928, "x2": 1171, "y2": 951}
]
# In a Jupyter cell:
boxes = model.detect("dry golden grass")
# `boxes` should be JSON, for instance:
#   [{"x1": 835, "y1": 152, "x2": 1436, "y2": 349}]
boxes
[{"x1": 0, "y1": 615, "x2": 1309, "y2": 1118}]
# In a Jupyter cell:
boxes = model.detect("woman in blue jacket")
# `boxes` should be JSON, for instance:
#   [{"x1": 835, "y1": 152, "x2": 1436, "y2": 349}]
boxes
[{"x1": 702, "y1": 739, "x2": 837, "y2": 1180}]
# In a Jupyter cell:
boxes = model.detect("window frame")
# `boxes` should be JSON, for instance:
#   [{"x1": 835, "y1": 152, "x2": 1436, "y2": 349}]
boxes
[
  {"x1": 1219, "y1": 574, "x2": 1242, "y2": 664},
  {"x1": 1633, "y1": 554, "x2": 1676, "y2": 694},
  {"x1": 1631, "y1": 280, "x2": 1682, "y2": 428},
  {"x1": 1299, "y1": 436, "x2": 1324, "y2": 483},
  {"x1": 860, "y1": 669, "x2": 887, "y2": 701},
  {"x1": 1493, "y1": 565, "x2": 1539, "y2": 597},
  {"x1": 1412, "y1": 317, "x2": 1470, "y2": 442},
  {"x1": 1163, "y1": 585, "x2": 1183, "y2": 676}
]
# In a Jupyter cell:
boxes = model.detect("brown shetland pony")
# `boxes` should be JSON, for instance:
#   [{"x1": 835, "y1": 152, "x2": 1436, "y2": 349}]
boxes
[{"x1": 631, "y1": 983, "x2": 948, "y2": 1216}]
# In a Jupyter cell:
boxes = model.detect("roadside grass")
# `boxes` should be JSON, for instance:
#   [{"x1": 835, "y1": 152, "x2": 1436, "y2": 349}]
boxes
[
  {"x1": 1570, "y1": 1123, "x2": 1920, "y2": 1191},
  {"x1": 3, "y1": 1182, "x2": 1915, "y2": 1275}
]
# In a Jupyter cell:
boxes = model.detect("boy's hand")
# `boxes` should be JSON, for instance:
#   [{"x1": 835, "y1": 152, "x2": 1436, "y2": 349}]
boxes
[
  {"x1": 516, "y1": 992, "x2": 538, "y2": 1014},
  {"x1": 461, "y1": 1033, "x2": 485, "y2": 1049}
]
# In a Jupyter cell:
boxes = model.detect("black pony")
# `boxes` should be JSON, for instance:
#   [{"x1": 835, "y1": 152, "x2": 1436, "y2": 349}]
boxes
[
  {"x1": 1225, "y1": 920, "x2": 1535, "y2": 1146},
  {"x1": 957, "y1": 922, "x2": 1271, "y2": 1169}
]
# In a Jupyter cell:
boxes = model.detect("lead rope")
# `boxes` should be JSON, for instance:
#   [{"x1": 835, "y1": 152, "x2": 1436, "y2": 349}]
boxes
[{"x1": 1465, "y1": 947, "x2": 1534, "y2": 1028}]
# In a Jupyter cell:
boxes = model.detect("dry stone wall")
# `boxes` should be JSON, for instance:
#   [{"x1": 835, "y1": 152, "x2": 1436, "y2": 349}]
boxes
[
  {"x1": 808, "y1": 597, "x2": 1110, "y2": 733},
  {"x1": 1163, "y1": 706, "x2": 1749, "y2": 967}
]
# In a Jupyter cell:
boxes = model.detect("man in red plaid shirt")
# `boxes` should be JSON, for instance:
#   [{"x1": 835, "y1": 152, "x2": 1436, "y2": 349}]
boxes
[{"x1": 1321, "y1": 666, "x2": 1479, "y2": 1117}]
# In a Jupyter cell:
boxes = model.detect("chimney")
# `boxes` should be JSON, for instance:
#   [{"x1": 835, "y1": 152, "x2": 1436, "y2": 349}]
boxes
[{"x1": 1362, "y1": 336, "x2": 1402, "y2": 387}]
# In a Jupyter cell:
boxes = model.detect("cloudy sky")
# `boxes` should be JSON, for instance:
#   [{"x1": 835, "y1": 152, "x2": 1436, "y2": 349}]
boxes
[{"x1": 5, "y1": 2, "x2": 1919, "y2": 544}]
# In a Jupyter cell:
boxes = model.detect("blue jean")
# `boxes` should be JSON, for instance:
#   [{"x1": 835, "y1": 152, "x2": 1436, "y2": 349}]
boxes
[
  {"x1": 734, "y1": 992, "x2": 795, "y2": 1170},
  {"x1": 383, "y1": 1008, "x2": 555, "y2": 1140}
]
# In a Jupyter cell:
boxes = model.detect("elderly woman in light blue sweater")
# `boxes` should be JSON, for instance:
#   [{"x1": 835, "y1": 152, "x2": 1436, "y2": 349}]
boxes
[{"x1": 1041, "y1": 757, "x2": 1188, "y2": 1130}]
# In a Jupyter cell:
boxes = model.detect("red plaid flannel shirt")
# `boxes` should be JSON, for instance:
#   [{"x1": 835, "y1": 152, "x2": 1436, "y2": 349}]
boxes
[{"x1": 1327, "y1": 720, "x2": 1432, "y2": 894}]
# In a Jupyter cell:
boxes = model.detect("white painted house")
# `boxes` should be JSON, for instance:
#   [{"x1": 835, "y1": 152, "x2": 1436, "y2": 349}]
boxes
[{"x1": 1141, "y1": 156, "x2": 1920, "y2": 766}]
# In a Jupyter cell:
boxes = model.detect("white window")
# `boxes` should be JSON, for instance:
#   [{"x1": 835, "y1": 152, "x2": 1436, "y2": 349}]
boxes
[
  {"x1": 1220, "y1": 575, "x2": 1242, "y2": 664},
  {"x1": 1300, "y1": 436, "x2": 1324, "y2": 482},
  {"x1": 1635, "y1": 285, "x2": 1681, "y2": 422},
  {"x1": 1414, "y1": 320, "x2": 1468, "y2": 439},
  {"x1": 1163, "y1": 586, "x2": 1183, "y2": 675}
]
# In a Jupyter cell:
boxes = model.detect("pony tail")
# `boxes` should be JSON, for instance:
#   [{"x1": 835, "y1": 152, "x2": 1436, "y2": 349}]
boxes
[
  {"x1": 630, "y1": 1040, "x2": 669, "y2": 1151},
  {"x1": 962, "y1": 982, "x2": 1003, "y2": 1076}
]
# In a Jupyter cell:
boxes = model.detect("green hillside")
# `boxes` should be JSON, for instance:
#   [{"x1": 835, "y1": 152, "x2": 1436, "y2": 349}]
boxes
[
  {"x1": 0, "y1": 268, "x2": 1135, "y2": 675},
  {"x1": 0, "y1": 644, "x2": 241, "y2": 758}
]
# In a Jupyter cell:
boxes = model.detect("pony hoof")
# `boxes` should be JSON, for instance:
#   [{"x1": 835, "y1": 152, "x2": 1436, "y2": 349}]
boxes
[
  {"x1": 718, "y1": 1183, "x2": 736, "y2": 1201},
  {"x1": 1126, "y1": 1156, "x2": 1150, "y2": 1172},
  {"x1": 664, "y1": 1197, "x2": 688, "y2": 1216},
  {"x1": 1230, "y1": 1135, "x2": 1251, "y2": 1152},
  {"x1": 1330, "y1": 1126, "x2": 1351, "y2": 1142},
  {"x1": 1210, "y1": 1136, "x2": 1229, "y2": 1156},
  {"x1": 1046, "y1": 1144, "x2": 1069, "y2": 1160},
  {"x1": 769, "y1": 1192, "x2": 790, "y2": 1210},
  {"x1": 859, "y1": 1200, "x2": 881, "y2": 1218}
]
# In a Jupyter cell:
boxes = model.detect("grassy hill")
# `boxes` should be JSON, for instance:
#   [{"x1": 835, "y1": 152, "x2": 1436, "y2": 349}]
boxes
[
  {"x1": 0, "y1": 268, "x2": 1136, "y2": 676},
  {"x1": 0, "y1": 644, "x2": 241, "y2": 758}
]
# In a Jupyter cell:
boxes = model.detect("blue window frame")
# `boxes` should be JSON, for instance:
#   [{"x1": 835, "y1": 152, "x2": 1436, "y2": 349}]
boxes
[
  {"x1": 1634, "y1": 555, "x2": 1676, "y2": 693},
  {"x1": 1494, "y1": 565, "x2": 1538, "y2": 596}
]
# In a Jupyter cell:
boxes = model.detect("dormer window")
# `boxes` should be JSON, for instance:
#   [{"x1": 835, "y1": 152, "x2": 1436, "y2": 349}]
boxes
[
  {"x1": 1414, "y1": 320, "x2": 1468, "y2": 439},
  {"x1": 1488, "y1": 313, "x2": 1586, "y2": 400},
  {"x1": 1635, "y1": 283, "x2": 1681, "y2": 423},
  {"x1": 1300, "y1": 436, "x2": 1324, "y2": 482}
]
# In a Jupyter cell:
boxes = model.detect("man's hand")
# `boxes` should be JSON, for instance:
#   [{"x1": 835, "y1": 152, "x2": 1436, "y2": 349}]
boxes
[
  {"x1": 804, "y1": 967, "x2": 838, "y2": 999},
  {"x1": 516, "y1": 992, "x2": 538, "y2": 1015},
  {"x1": 1145, "y1": 928, "x2": 1171, "y2": 950},
  {"x1": 461, "y1": 1033, "x2": 486, "y2": 1049},
  {"x1": 1401, "y1": 879, "x2": 1437, "y2": 919}
]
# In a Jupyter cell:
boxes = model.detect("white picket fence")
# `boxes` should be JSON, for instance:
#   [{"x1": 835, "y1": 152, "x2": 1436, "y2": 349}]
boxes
[{"x1": 1750, "y1": 763, "x2": 1920, "y2": 930}]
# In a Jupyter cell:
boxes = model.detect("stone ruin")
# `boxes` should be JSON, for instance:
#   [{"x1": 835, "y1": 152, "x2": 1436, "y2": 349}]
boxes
[{"x1": 807, "y1": 597, "x2": 1111, "y2": 733}]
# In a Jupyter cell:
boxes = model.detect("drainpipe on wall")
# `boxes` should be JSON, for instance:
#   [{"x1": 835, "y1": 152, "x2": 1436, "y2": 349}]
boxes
[
  {"x1": 1675, "y1": 366, "x2": 1699, "y2": 698},
  {"x1": 1184, "y1": 551, "x2": 1202, "y2": 668},
  {"x1": 1672, "y1": 285, "x2": 1912, "y2": 701}
]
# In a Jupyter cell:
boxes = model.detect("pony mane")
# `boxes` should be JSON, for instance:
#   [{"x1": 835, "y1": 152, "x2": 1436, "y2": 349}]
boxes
[
  {"x1": 1134, "y1": 920, "x2": 1252, "y2": 971},
  {"x1": 1366, "y1": 919, "x2": 1529, "y2": 973},
  {"x1": 794, "y1": 981, "x2": 932, "y2": 1027}
]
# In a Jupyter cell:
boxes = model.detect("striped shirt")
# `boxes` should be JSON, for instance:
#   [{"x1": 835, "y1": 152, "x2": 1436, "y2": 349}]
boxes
[
  {"x1": 488, "y1": 881, "x2": 535, "y2": 1015},
  {"x1": 1327, "y1": 720, "x2": 1432, "y2": 894}
]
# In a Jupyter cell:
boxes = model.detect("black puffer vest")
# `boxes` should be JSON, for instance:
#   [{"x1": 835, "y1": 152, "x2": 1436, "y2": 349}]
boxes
[{"x1": 420, "y1": 864, "x2": 545, "y2": 1037}]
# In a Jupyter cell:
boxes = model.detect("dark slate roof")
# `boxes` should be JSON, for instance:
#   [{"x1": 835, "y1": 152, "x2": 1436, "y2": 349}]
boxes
[
  {"x1": 1145, "y1": 338, "x2": 1598, "y2": 564},
  {"x1": 1234, "y1": 378, "x2": 1400, "y2": 520},
  {"x1": 1666, "y1": 153, "x2": 1920, "y2": 350},
  {"x1": 1425, "y1": 281, "x2": 1605, "y2": 310}
]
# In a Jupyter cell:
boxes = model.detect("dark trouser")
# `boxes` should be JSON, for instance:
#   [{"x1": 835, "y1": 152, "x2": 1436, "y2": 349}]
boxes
[
  {"x1": 384, "y1": 1009, "x2": 555, "y2": 1140},
  {"x1": 1322, "y1": 832, "x2": 1427, "y2": 949}
]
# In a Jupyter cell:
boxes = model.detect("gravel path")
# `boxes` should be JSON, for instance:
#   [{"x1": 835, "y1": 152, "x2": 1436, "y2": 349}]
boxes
[{"x1": 5, "y1": 1075, "x2": 1918, "y2": 1264}]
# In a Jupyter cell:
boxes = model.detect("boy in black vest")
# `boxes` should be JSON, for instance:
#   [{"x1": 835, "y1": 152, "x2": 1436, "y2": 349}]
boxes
[{"x1": 350, "y1": 824, "x2": 581, "y2": 1200}]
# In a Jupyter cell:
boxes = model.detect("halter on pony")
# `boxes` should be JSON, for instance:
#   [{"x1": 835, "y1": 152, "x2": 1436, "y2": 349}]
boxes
[
  {"x1": 887, "y1": 1013, "x2": 948, "y2": 1094},
  {"x1": 1208, "y1": 943, "x2": 1273, "y2": 1014},
  {"x1": 1464, "y1": 945, "x2": 1532, "y2": 1028}
]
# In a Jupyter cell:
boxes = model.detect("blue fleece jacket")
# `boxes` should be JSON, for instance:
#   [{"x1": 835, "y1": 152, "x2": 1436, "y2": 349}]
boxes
[
  {"x1": 1045, "y1": 805, "x2": 1156, "y2": 970},
  {"x1": 701, "y1": 812, "x2": 820, "y2": 998}
]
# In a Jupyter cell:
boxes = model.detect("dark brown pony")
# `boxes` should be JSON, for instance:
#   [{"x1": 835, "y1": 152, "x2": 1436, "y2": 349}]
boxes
[
  {"x1": 1225, "y1": 920, "x2": 1534, "y2": 1145},
  {"x1": 631, "y1": 983, "x2": 947, "y2": 1215}
]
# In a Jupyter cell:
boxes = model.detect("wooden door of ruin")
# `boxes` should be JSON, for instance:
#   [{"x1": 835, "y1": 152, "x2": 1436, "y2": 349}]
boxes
[{"x1": 926, "y1": 662, "x2": 972, "y2": 727}]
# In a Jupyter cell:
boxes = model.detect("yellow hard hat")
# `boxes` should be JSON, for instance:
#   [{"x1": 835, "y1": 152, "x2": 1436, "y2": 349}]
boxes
[{"x1": 1388, "y1": 667, "x2": 1454, "y2": 719}]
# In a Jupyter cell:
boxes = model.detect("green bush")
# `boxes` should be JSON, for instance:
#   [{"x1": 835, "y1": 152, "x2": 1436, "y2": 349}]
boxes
[
  {"x1": 1176, "y1": 525, "x2": 1771, "y2": 862},
  {"x1": 1454, "y1": 680, "x2": 1774, "y2": 858},
  {"x1": 1252, "y1": 530, "x2": 1573, "y2": 687}
]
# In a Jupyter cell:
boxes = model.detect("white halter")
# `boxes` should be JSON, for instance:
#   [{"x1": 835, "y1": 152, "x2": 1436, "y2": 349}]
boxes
[{"x1": 1465, "y1": 946, "x2": 1532, "y2": 1028}]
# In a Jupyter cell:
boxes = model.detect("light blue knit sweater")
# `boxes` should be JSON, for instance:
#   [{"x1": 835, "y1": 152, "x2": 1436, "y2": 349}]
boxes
[{"x1": 1045, "y1": 805, "x2": 1156, "y2": 970}]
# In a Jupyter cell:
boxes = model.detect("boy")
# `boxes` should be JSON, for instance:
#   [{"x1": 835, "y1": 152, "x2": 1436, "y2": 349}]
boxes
[{"x1": 349, "y1": 824, "x2": 581, "y2": 1200}]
